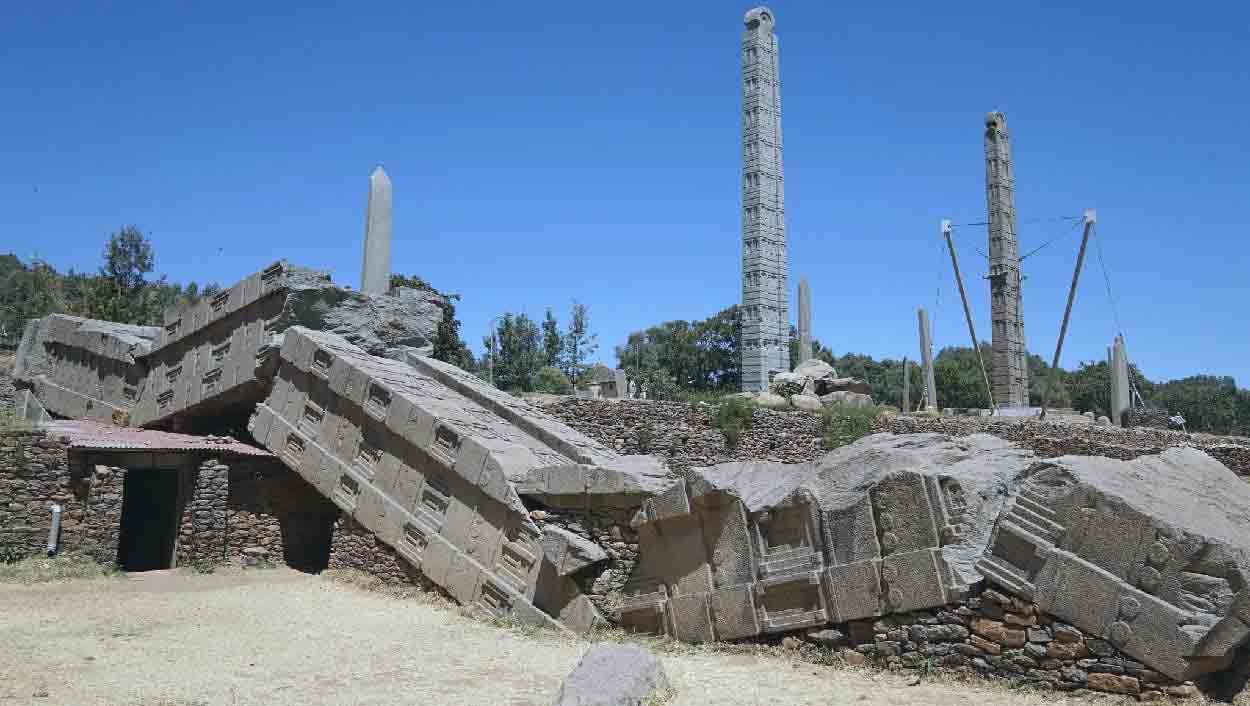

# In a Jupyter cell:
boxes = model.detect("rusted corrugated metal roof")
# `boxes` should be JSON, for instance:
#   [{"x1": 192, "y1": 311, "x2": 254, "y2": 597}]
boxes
[{"x1": 41, "y1": 420, "x2": 273, "y2": 458}]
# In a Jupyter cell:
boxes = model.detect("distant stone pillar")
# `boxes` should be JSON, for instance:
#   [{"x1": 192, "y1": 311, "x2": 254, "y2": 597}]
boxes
[
  {"x1": 902, "y1": 358, "x2": 911, "y2": 413},
  {"x1": 614, "y1": 369, "x2": 628, "y2": 399},
  {"x1": 797, "y1": 279, "x2": 812, "y2": 367},
  {"x1": 918, "y1": 309, "x2": 938, "y2": 413},
  {"x1": 1110, "y1": 335, "x2": 1130, "y2": 426},
  {"x1": 360, "y1": 166, "x2": 393, "y2": 297}
]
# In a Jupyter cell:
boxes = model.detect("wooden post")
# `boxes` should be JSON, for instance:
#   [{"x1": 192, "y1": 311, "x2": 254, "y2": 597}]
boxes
[
  {"x1": 1041, "y1": 209, "x2": 1096, "y2": 419},
  {"x1": 902, "y1": 357, "x2": 911, "y2": 413}
]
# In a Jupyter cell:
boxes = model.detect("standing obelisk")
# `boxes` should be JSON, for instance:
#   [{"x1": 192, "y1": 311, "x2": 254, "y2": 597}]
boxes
[
  {"x1": 984, "y1": 113, "x2": 1029, "y2": 406},
  {"x1": 740, "y1": 7, "x2": 789, "y2": 392},
  {"x1": 360, "y1": 165, "x2": 393, "y2": 297},
  {"x1": 797, "y1": 278, "x2": 812, "y2": 365}
]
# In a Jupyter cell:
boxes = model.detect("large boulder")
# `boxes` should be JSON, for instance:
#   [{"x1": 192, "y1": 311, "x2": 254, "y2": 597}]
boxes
[
  {"x1": 789, "y1": 394, "x2": 823, "y2": 412},
  {"x1": 819, "y1": 390, "x2": 874, "y2": 408},
  {"x1": 552, "y1": 645, "x2": 670, "y2": 706},
  {"x1": 790, "y1": 359, "x2": 872, "y2": 398}
]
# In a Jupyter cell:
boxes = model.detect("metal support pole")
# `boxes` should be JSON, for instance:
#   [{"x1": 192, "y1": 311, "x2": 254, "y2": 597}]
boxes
[
  {"x1": 942, "y1": 219, "x2": 996, "y2": 413},
  {"x1": 1041, "y1": 209, "x2": 1096, "y2": 420}
]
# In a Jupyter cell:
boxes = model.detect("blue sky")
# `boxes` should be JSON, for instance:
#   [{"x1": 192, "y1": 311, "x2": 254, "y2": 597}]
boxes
[{"x1": 2, "y1": 1, "x2": 1247, "y2": 385}]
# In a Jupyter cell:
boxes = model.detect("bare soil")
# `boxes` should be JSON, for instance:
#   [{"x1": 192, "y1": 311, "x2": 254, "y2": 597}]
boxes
[{"x1": 0, "y1": 569, "x2": 1117, "y2": 706}]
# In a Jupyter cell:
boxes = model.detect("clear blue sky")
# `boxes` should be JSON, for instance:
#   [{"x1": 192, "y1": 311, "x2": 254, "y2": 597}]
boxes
[{"x1": 2, "y1": 1, "x2": 1247, "y2": 385}]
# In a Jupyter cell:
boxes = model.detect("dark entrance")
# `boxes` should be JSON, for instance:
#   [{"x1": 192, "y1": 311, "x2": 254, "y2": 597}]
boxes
[{"x1": 117, "y1": 469, "x2": 181, "y2": 571}]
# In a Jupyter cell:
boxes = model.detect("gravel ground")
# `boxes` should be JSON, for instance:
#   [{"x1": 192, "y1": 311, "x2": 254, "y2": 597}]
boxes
[{"x1": 0, "y1": 569, "x2": 1092, "y2": 706}]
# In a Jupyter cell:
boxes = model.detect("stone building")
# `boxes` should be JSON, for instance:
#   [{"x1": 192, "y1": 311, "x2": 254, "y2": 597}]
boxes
[
  {"x1": 740, "y1": 6, "x2": 789, "y2": 392},
  {"x1": 0, "y1": 420, "x2": 335, "y2": 571}
]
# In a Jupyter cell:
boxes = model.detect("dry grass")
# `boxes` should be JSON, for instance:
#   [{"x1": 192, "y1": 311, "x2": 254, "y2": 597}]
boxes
[{"x1": 0, "y1": 552, "x2": 117, "y2": 583}]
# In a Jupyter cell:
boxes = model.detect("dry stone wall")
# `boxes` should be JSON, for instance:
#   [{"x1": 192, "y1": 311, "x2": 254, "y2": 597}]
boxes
[
  {"x1": 830, "y1": 588, "x2": 1199, "y2": 699},
  {"x1": 0, "y1": 430, "x2": 125, "y2": 563},
  {"x1": 546, "y1": 400, "x2": 1250, "y2": 480},
  {"x1": 545, "y1": 400, "x2": 826, "y2": 475},
  {"x1": 879, "y1": 414, "x2": 1250, "y2": 478}
]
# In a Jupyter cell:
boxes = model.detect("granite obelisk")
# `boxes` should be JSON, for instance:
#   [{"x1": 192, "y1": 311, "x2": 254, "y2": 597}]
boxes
[
  {"x1": 740, "y1": 7, "x2": 789, "y2": 391},
  {"x1": 984, "y1": 112, "x2": 1029, "y2": 406},
  {"x1": 360, "y1": 166, "x2": 393, "y2": 297},
  {"x1": 797, "y1": 278, "x2": 812, "y2": 365},
  {"x1": 918, "y1": 308, "x2": 938, "y2": 414}
]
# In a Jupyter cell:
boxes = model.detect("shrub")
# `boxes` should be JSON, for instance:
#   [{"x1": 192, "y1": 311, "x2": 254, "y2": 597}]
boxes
[
  {"x1": 635, "y1": 424, "x2": 655, "y2": 452},
  {"x1": 714, "y1": 397, "x2": 757, "y2": 450},
  {"x1": 821, "y1": 402, "x2": 878, "y2": 450},
  {"x1": 533, "y1": 365, "x2": 572, "y2": 395},
  {"x1": 0, "y1": 553, "x2": 117, "y2": 583}
]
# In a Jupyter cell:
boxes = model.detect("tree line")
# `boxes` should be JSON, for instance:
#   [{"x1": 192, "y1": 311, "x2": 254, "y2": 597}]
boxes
[
  {"x1": 614, "y1": 305, "x2": 1250, "y2": 437},
  {"x1": 475, "y1": 302, "x2": 599, "y2": 394},
  {"x1": 0, "y1": 226, "x2": 221, "y2": 339}
]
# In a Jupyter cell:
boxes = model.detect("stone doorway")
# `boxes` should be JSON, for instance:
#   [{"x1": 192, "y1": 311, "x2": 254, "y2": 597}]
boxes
[{"x1": 116, "y1": 469, "x2": 181, "y2": 571}]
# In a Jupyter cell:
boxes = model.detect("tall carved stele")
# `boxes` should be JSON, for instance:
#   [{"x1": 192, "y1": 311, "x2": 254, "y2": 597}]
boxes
[
  {"x1": 984, "y1": 112, "x2": 1029, "y2": 407},
  {"x1": 740, "y1": 7, "x2": 789, "y2": 392}
]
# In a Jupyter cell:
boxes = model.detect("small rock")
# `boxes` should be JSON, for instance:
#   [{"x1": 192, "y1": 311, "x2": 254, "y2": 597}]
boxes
[
  {"x1": 972, "y1": 618, "x2": 1026, "y2": 648},
  {"x1": 1163, "y1": 684, "x2": 1198, "y2": 698},
  {"x1": 969, "y1": 634, "x2": 1002, "y2": 656},
  {"x1": 805, "y1": 628, "x2": 846, "y2": 647},
  {"x1": 841, "y1": 649, "x2": 867, "y2": 666},
  {"x1": 1027, "y1": 627, "x2": 1053, "y2": 643},
  {"x1": 1087, "y1": 673, "x2": 1140, "y2": 695},
  {"x1": 1046, "y1": 641, "x2": 1089, "y2": 660},
  {"x1": 1052, "y1": 623, "x2": 1083, "y2": 643},
  {"x1": 781, "y1": 636, "x2": 803, "y2": 651}
]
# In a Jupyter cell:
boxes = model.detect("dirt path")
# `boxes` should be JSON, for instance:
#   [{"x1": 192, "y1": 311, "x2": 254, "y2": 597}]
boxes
[{"x1": 0, "y1": 569, "x2": 1078, "y2": 706}]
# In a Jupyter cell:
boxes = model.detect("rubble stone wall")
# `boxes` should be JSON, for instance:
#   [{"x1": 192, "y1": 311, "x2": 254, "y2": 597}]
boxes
[
  {"x1": 833, "y1": 588, "x2": 1198, "y2": 699},
  {"x1": 0, "y1": 430, "x2": 126, "y2": 563},
  {"x1": 544, "y1": 400, "x2": 1250, "y2": 479},
  {"x1": 176, "y1": 456, "x2": 338, "y2": 570},
  {"x1": 326, "y1": 516, "x2": 439, "y2": 592}
]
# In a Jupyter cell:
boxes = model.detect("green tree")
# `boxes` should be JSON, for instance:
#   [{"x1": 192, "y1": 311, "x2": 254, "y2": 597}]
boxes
[
  {"x1": 533, "y1": 365, "x2": 572, "y2": 394},
  {"x1": 616, "y1": 305, "x2": 741, "y2": 396},
  {"x1": 541, "y1": 308, "x2": 562, "y2": 368},
  {"x1": 0, "y1": 258, "x2": 62, "y2": 342},
  {"x1": 560, "y1": 300, "x2": 598, "y2": 388},
  {"x1": 483, "y1": 313, "x2": 542, "y2": 392},
  {"x1": 85, "y1": 225, "x2": 156, "y2": 324}
]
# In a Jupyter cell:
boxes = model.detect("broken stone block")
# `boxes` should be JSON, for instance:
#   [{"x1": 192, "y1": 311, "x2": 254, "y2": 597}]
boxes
[
  {"x1": 135, "y1": 260, "x2": 444, "y2": 430},
  {"x1": 616, "y1": 433, "x2": 1036, "y2": 643},
  {"x1": 976, "y1": 447, "x2": 1250, "y2": 681},
  {"x1": 542, "y1": 526, "x2": 608, "y2": 576},
  {"x1": 248, "y1": 327, "x2": 665, "y2": 632},
  {"x1": 14, "y1": 314, "x2": 160, "y2": 425},
  {"x1": 552, "y1": 645, "x2": 669, "y2": 706}
]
